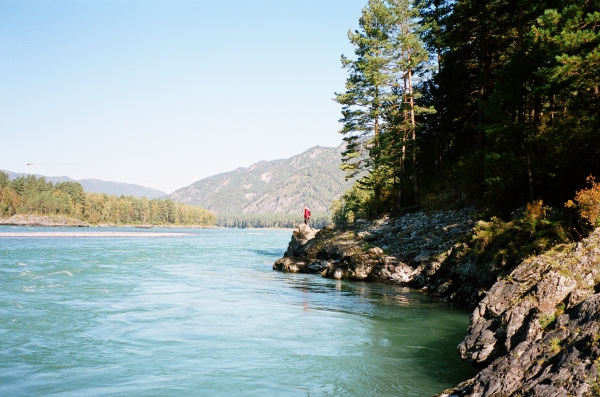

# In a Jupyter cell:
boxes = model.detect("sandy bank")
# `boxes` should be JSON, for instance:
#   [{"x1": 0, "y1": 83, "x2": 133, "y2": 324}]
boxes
[{"x1": 0, "y1": 231, "x2": 193, "y2": 238}]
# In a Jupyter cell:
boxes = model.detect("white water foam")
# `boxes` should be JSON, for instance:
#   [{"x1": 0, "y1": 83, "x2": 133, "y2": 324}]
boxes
[{"x1": 48, "y1": 271, "x2": 74, "y2": 277}]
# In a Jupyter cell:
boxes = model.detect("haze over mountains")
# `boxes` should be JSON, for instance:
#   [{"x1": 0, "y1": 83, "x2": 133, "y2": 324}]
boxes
[
  {"x1": 1, "y1": 170, "x2": 167, "y2": 199},
  {"x1": 1, "y1": 144, "x2": 351, "y2": 215},
  {"x1": 169, "y1": 145, "x2": 352, "y2": 214}
]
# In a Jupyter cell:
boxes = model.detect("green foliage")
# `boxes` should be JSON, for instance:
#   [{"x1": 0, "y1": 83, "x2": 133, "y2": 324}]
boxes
[
  {"x1": 336, "y1": 0, "x2": 600, "y2": 219},
  {"x1": 331, "y1": 180, "x2": 376, "y2": 224},
  {"x1": 589, "y1": 361, "x2": 600, "y2": 396},
  {"x1": 0, "y1": 172, "x2": 9, "y2": 188},
  {"x1": 0, "y1": 174, "x2": 215, "y2": 226},
  {"x1": 470, "y1": 204, "x2": 575, "y2": 272},
  {"x1": 335, "y1": 0, "x2": 429, "y2": 211},
  {"x1": 540, "y1": 313, "x2": 558, "y2": 331}
]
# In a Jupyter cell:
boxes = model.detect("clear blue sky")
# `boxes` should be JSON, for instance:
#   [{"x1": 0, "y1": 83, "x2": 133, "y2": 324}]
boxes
[{"x1": 0, "y1": 0, "x2": 367, "y2": 193}]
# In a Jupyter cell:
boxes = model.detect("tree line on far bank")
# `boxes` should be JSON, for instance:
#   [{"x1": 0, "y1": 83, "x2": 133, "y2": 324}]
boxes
[
  {"x1": 333, "y1": 0, "x2": 600, "y2": 222},
  {"x1": 216, "y1": 213, "x2": 331, "y2": 229},
  {"x1": 0, "y1": 172, "x2": 216, "y2": 226}
]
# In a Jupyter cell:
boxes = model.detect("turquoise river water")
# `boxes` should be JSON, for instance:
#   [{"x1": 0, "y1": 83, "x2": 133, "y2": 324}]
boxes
[{"x1": 0, "y1": 227, "x2": 476, "y2": 396}]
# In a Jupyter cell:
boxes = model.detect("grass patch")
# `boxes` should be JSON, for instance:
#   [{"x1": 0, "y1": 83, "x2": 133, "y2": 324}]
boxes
[
  {"x1": 588, "y1": 358, "x2": 600, "y2": 395},
  {"x1": 469, "y1": 203, "x2": 575, "y2": 274},
  {"x1": 540, "y1": 313, "x2": 557, "y2": 330},
  {"x1": 548, "y1": 338, "x2": 562, "y2": 354}
]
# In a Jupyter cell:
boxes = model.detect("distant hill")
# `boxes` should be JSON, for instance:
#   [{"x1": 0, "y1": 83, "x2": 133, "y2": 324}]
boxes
[
  {"x1": 1, "y1": 170, "x2": 167, "y2": 199},
  {"x1": 170, "y1": 145, "x2": 353, "y2": 214}
]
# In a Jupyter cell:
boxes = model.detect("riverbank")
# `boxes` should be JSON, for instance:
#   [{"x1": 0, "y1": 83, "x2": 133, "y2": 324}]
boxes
[
  {"x1": 0, "y1": 214, "x2": 216, "y2": 228},
  {"x1": 273, "y1": 209, "x2": 600, "y2": 396},
  {"x1": 0, "y1": 214, "x2": 90, "y2": 227},
  {"x1": 0, "y1": 231, "x2": 193, "y2": 237}
]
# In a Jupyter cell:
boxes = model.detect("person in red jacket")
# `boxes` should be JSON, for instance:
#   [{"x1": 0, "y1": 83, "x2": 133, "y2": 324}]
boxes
[{"x1": 303, "y1": 205, "x2": 311, "y2": 226}]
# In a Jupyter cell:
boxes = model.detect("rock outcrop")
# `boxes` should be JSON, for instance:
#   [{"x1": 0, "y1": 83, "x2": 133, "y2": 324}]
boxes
[
  {"x1": 0, "y1": 214, "x2": 90, "y2": 227},
  {"x1": 442, "y1": 229, "x2": 600, "y2": 396},
  {"x1": 273, "y1": 208, "x2": 497, "y2": 306}
]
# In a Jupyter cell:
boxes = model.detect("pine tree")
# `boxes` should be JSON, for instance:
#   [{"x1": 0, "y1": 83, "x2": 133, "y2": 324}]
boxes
[
  {"x1": 335, "y1": 0, "x2": 400, "y2": 210},
  {"x1": 335, "y1": 0, "x2": 428, "y2": 212}
]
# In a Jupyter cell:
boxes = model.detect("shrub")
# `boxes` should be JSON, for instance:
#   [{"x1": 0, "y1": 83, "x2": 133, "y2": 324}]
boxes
[
  {"x1": 565, "y1": 176, "x2": 600, "y2": 228},
  {"x1": 525, "y1": 200, "x2": 546, "y2": 230},
  {"x1": 331, "y1": 180, "x2": 376, "y2": 225}
]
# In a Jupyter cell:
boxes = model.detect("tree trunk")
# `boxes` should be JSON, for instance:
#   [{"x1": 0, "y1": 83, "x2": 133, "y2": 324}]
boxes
[
  {"x1": 476, "y1": 3, "x2": 489, "y2": 153},
  {"x1": 408, "y1": 67, "x2": 418, "y2": 205},
  {"x1": 398, "y1": 76, "x2": 409, "y2": 212},
  {"x1": 477, "y1": 46, "x2": 485, "y2": 151},
  {"x1": 595, "y1": 85, "x2": 600, "y2": 122},
  {"x1": 526, "y1": 145, "x2": 534, "y2": 203},
  {"x1": 435, "y1": 48, "x2": 443, "y2": 175},
  {"x1": 374, "y1": 88, "x2": 381, "y2": 210},
  {"x1": 525, "y1": 96, "x2": 539, "y2": 203}
]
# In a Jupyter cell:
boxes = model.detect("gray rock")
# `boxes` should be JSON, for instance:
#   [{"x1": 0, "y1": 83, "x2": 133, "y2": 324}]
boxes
[
  {"x1": 413, "y1": 251, "x2": 432, "y2": 263},
  {"x1": 448, "y1": 228, "x2": 600, "y2": 397},
  {"x1": 367, "y1": 247, "x2": 384, "y2": 256},
  {"x1": 404, "y1": 224, "x2": 417, "y2": 234},
  {"x1": 306, "y1": 260, "x2": 330, "y2": 272},
  {"x1": 358, "y1": 231, "x2": 378, "y2": 241},
  {"x1": 284, "y1": 224, "x2": 317, "y2": 258}
]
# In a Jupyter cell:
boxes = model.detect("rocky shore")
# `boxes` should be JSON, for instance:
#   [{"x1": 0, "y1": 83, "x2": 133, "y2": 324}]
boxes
[
  {"x1": 274, "y1": 208, "x2": 490, "y2": 305},
  {"x1": 0, "y1": 214, "x2": 90, "y2": 227},
  {"x1": 273, "y1": 210, "x2": 600, "y2": 396}
]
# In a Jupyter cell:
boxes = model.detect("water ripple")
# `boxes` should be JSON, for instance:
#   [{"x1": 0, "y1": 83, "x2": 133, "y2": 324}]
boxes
[{"x1": 0, "y1": 226, "x2": 476, "y2": 396}]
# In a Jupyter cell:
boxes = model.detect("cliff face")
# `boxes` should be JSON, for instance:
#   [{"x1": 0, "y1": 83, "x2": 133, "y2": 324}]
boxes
[
  {"x1": 274, "y1": 213, "x2": 600, "y2": 396},
  {"x1": 449, "y1": 229, "x2": 600, "y2": 397}
]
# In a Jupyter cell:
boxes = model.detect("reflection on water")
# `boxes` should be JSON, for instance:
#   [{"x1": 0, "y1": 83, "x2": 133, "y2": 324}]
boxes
[
  {"x1": 248, "y1": 248, "x2": 286, "y2": 258},
  {"x1": 0, "y1": 226, "x2": 476, "y2": 397}
]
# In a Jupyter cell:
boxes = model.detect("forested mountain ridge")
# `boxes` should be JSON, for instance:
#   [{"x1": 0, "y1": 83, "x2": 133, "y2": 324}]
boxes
[
  {"x1": 170, "y1": 145, "x2": 353, "y2": 214},
  {"x1": 0, "y1": 170, "x2": 167, "y2": 199}
]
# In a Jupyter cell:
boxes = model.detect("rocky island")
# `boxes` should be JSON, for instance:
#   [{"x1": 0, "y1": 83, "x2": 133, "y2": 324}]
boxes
[{"x1": 274, "y1": 209, "x2": 600, "y2": 396}]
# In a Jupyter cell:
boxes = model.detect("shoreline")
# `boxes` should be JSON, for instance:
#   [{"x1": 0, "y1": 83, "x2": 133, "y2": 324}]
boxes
[
  {"x1": 0, "y1": 215, "x2": 298, "y2": 230},
  {"x1": 0, "y1": 231, "x2": 194, "y2": 237},
  {"x1": 0, "y1": 223, "x2": 296, "y2": 230},
  {"x1": 0, "y1": 214, "x2": 218, "y2": 229}
]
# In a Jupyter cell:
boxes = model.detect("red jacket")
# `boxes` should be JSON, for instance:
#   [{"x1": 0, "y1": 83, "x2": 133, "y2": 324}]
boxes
[{"x1": 304, "y1": 208, "x2": 311, "y2": 219}]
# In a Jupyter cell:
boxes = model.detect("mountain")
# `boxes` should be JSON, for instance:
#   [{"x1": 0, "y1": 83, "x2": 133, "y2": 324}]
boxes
[
  {"x1": 1, "y1": 170, "x2": 167, "y2": 199},
  {"x1": 169, "y1": 145, "x2": 353, "y2": 214}
]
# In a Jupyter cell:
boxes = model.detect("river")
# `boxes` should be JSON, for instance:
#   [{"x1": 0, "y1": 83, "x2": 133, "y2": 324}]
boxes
[{"x1": 0, "y1": 227, "x2": 476, "y2": 396}]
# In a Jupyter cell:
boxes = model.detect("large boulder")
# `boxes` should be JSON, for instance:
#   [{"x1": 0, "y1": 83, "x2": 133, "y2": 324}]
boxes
[{"x1": 284, "y1": 224, "x2": 317, "y2": 258}]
